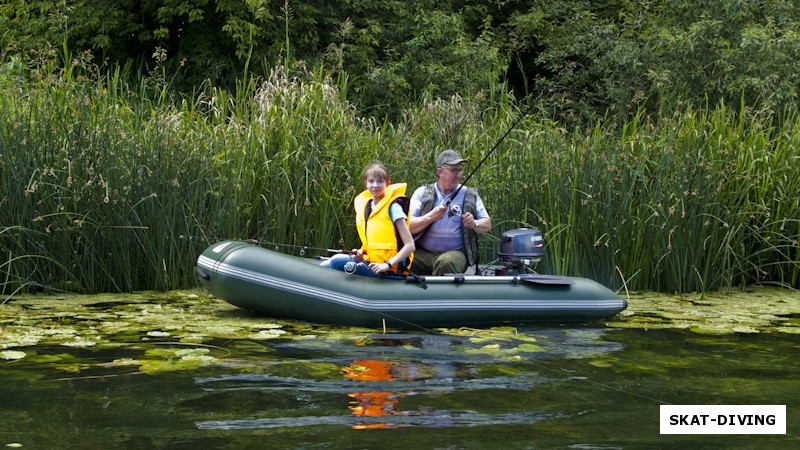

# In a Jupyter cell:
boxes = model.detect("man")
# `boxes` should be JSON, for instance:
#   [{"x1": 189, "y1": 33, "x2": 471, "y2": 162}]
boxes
[{"x1": 409, "y1": 149, "x2": 492, "y2": 275}]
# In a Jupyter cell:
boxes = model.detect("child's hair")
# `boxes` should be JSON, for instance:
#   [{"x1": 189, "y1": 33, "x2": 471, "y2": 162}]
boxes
[{"x1": 362, "y1": 161, "x2": 390, "y2": 184}]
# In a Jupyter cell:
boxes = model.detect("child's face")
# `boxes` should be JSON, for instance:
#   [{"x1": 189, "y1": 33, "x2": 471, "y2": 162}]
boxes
[{"x1": 366, "y1": 177, "x2": 387, "y2": 198}]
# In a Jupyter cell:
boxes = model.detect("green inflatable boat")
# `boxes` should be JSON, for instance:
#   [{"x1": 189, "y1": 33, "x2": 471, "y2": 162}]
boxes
[{"x1": 195, "y1": 232, "x2": 627, "y2": 328}]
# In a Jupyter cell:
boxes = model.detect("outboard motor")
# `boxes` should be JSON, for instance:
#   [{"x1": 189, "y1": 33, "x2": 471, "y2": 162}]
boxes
[{"x1": 497, "y1": 227, "x2": 544, "y2": 274}]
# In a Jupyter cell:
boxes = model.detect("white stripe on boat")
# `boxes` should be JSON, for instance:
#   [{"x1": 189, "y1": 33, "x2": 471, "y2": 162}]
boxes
[{"x1": 197, "y1": 256, "x2": 624, "y2": 312}]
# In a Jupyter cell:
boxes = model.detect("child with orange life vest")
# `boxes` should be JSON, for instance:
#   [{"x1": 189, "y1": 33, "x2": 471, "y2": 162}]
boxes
[{"x1": 324, "y1": 162, "x2": 415, "y2": 276}]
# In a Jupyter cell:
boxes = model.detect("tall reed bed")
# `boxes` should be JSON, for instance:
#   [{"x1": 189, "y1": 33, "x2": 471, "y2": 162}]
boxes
[
  {"x1": 1, "y1": 67, "x2": 798, "y2": 295},
  {"x1": 484, "y1": 105, "x2": 800, "y2": 291},
  {"x1": 1, "y1": 66, "x2": 378, "y2": 294}
]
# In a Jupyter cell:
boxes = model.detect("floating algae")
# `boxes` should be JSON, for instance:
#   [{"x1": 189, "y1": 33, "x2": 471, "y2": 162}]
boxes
[
  {"x1": 606, "y1": 287, "x2": 800, "y2": 334},
  {"x1": 0, "y1": 291, "x2": 291, "y2": 374},
  {"x1": 1, "y1": 287, "x2": 798, "y2": 376},
  {"x1": 0, "y1": 291, "x2": 552, "y2": 374}
]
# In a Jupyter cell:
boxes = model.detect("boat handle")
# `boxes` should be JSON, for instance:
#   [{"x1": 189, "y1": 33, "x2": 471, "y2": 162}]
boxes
[{"x1": 195, "y1": 266, "x2": 210, "y2": 281}]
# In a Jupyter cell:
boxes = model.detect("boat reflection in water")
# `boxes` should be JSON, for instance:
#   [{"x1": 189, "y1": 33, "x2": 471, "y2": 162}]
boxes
[
  {"x1": 343, "y1": 359, "x2": 424, "y2": 429},
  {"x1": 192, "y1": 334, "x2": 559, "y2": 431}
]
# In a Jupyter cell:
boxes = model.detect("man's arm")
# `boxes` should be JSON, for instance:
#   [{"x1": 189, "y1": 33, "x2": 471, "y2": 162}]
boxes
[
  {"x1": 473, "y1": 216, "x2": 492, "y2": 234},
  {"x1": 467, "y1": 191, "x2": 491, "y2": 234}
]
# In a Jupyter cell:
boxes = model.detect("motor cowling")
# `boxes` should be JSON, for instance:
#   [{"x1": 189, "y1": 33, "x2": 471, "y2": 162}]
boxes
[{"x1": 498, "y1": 227, "x2": 544, "y2": 270}]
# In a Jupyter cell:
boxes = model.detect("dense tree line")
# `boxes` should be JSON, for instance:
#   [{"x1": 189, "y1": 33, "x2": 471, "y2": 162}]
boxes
[{"x1": 2, "y1": 0, "x2": 800, "y2": 119}]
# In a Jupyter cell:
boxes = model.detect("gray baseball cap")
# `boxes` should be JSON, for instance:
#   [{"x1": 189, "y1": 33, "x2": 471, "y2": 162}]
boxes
[{"x1": 436, "y1": 149, "x2": 467, "y2": 167}]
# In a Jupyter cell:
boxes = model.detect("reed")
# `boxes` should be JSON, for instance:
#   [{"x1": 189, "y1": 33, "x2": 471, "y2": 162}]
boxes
[{"x1": 1, "y1": 67, "x2": 798, "y2": 295}]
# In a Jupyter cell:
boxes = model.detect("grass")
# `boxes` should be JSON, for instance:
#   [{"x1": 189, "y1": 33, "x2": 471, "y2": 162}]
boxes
[{"x1": 1, "y1": 65, "x2": 798, "y2": 295}]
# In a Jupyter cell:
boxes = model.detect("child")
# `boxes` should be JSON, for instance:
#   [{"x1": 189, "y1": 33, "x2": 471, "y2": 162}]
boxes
[{"x1": 325, "y1": 162, "x2": 415, "y2": 276}]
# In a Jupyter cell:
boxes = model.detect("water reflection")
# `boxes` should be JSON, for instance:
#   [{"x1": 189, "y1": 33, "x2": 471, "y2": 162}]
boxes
[
  {"x1": 190, "y1": 329, "x2": 637, "y2": 431},
  {"x1": 192, "y1": 330, "x2": 578, "y2": 430},
  {"x1": 343, "y1": 359, "x2": 417, "y2": 429}
]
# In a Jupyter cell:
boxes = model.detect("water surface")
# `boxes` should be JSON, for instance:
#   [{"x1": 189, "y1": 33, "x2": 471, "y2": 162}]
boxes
[{"x1": 1, "y1": 290, "x2": 798, "y2": 448}]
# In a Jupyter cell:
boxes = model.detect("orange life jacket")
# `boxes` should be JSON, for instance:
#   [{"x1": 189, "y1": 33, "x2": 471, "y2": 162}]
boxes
[{"x1": 354, "y1": 183, "x2": 414, "y2": 274}]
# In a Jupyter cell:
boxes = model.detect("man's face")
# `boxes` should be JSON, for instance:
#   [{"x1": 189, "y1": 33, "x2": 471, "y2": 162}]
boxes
[{"x1": 437, "y1": 163, "x2": 463, "y2": 192}]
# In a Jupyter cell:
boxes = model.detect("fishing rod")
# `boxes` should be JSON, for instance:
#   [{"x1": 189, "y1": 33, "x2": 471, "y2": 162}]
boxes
[
  {"x1": 179, "y1": 235, "x2": 355, "y2": 256},
  {"x1": 244, "y1": 239, "x2": 358, "y2": 256},
  {"x1": 444, "y1": 102, "x2": 535, "y2": 211}
]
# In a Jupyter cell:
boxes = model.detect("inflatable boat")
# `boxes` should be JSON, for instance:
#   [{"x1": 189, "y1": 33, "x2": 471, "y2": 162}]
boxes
[{"x1": 195, "y1": 230, "x2": 627, "y2": 327}]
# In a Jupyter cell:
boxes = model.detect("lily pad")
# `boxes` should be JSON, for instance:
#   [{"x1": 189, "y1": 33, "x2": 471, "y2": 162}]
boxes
[
  {"x1": 0, "y1": 350, "x2": 27, "y2": 360},
  {"x1": 139, "y1": 347, "x2": 216, "y2": 373}
]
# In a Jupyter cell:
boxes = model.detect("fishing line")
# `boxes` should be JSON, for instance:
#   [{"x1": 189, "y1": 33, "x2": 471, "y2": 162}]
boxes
[
  {"x1": 368, "y1": 309, "x2": 443, "y2": 334},
  {"x1": 521, "y1": 355, "x2": 675, "y2": 406}
]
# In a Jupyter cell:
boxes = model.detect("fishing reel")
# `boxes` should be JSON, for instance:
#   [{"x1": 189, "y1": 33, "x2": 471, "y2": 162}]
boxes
[
  {"x1": 481, "y1": 227, "x2": 545, "y2": 276},
  {"x1": 448, "y1": 204, "x2": 462, "y2": 217}
]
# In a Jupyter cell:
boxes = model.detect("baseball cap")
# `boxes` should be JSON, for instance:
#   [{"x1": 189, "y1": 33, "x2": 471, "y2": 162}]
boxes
[{"x1": 436, "y1": 149, "x2": 467, "y2": 167}]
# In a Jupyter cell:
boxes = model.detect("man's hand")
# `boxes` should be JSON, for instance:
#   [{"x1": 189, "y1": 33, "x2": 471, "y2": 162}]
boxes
[
  {"x1": 462, "y1": 212, "x2": 477, "y2": 230},
  {"x1": 463, "y1": 213, "x2": 491, "y2": 234},
  {"x1": 428, "y1": 204, "x2": 447, "y2": 222},
  {"x1": 410, "y1": 204, "x2": 447, "y2": 234}
]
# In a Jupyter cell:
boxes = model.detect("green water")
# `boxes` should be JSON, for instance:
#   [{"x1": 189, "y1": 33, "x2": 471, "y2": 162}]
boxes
[{"x1": 1, "y1": 291, "x2": 799, "y2": 448}]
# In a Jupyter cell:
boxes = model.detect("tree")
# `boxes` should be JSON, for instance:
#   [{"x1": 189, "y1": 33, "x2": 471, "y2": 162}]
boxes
[
  {"x1": 3, "y1": 0, "x2": 800, "y2": 119},
  {"x1": 645, "y1": 0, "x2": 800, "y2": 114}
]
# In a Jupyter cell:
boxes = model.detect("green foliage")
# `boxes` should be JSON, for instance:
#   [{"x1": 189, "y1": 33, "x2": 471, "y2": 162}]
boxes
[
  {"x1": 353, "y1": 10, "x2": 505, "y2": 117},
  {"x1": 4, "y1": 1, "x2": 800, "y2": 119},
  {"x1": 504, "y1": 0, "x2": 800, "y2": 120},
  {"x1": 0, "y1": 64, "x2": 378, "y2": 293},
  {"x1": 646, "y1": 0, "x2": 800, "y2": 114},
  {"x1": 506, "y1": 1, "x2": 649, "y2": 119}
]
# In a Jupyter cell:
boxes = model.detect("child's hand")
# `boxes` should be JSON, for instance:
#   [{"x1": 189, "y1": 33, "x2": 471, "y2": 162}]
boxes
[{"x1": 369, "y1": 261, "x2": 391, "y2": 274}]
